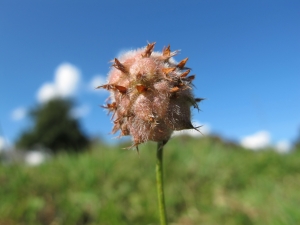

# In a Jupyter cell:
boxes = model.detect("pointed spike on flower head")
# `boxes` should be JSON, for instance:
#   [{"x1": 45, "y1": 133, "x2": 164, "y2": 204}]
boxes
[
  {"x1": 162, "y1": 67, "x2": 176, "y2": 80},
  {"x1": 180, "y1": 69, "x2": 191, "y2": 78},
  {"x1": 114, "y1": 85, "x2": 127, "y2": 94},
  {"x1": 142, "y1": 42, "x2": 156, "y2": 57},
  {"x1": 170, "y1": 86, "x2": 180, "y2": 93},
  {"x1": 162, "y1": 45, "x2": 179, "y2": 60},
  {"x1": 192, "y1": 125, "x2": 203, "y2": 134},
  {"x1": 163, "y1": 45, "x2": 171, "y2": 57},
  {"x1": 192, "y1": 98, "x2": 205, "y2": 111},
  {"x1": 98, "y1": 84, "x2": 127, "y2": 93},
  {"x1": 162, "y1": 67, "x2": 176, "y2": 75},
  {"x1": 177, "y1": 57, "x2": 189, "y2": 69},
  {"x1": 123, "y1": 142, "x2": 140, "y2": 153},
  {"x1": 101, "y1": 102, "x2": 117, "y2": 118},
  {"x1": 136, "y1": 84, "x2": 148, "y2": 93},
  {"x1": 96, "y1": 84, "x2": 113, "y2": 90},
  {"x1": 101, "y1": 102, "x2": 117, "y2": 110},
  {"x1": 195, "y1": 98, "x2": 205, "y2": 103},
  {"x1": 112, "y1": 58, "x2": 128, "y2": 73},
  {"x1": 183, "y1": 75, "x2": 195, "y2": 83}
]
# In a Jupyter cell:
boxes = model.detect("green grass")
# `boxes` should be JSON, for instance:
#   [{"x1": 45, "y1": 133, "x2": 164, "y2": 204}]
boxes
[{"x1": 1, "y1": 136, "x2": 300, "y2": 225}]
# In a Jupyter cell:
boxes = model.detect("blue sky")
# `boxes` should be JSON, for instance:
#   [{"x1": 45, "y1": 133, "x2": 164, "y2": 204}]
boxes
[{"x1": 0, "y1": 1, "x2": 299, "y2": 150}]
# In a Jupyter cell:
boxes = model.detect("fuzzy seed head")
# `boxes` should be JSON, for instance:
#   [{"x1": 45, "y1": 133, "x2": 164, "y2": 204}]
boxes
[{"x1": 99, "y1": 43, "x2": 202, "y2": 147}]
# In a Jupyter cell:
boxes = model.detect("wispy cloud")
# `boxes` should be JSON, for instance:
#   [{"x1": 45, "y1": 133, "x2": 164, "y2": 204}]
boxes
[
  {"x1": 37, "y1": 83, "x2": 57, "y2": 103},
  {"x1": 37, "y1": 63, "x2": 81, "y2": 103},
  {"x1": 240, "y1": 130, "x2": 270, "y2": 150},
  {"x1": 89, "y1": 75, "x2": 106, "y2": 92},
  {"x1": 11, "y1": 107, "x2": 27, "y2": 121}
]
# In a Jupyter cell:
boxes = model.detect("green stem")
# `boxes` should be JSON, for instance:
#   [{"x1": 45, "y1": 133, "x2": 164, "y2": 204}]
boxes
[{"x1": 156, "y1": 140, "x2": 168, "y2": 225}]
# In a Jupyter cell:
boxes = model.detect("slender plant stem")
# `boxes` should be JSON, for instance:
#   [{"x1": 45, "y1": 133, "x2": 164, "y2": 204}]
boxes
[{"x1": 156, "y1": 140, "x2": 168, "y2": 225}]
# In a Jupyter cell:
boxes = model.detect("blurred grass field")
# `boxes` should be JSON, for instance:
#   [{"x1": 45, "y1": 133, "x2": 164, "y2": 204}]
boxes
[{"x1": 1, "y1": 136, "x2": 300, "y2": 225}]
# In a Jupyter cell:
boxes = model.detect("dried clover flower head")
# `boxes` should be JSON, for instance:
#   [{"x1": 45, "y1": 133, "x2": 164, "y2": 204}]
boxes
[{"x1": 98, "y1": 42, "x2": 203, "y2": 148}]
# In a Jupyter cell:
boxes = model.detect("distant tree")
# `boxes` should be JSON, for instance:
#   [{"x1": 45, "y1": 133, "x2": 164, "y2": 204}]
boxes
[
  {"x1": 16, "y1": 98, "x2": 89, "y2": 153},
  {"x1": 294, "y1": 128, "x2": 300, "y2": 151}
]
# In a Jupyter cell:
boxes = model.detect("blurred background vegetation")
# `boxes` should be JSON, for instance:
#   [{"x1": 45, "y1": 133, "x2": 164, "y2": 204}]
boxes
[
  {"x1": 1, "y1": 137, "x2": 300, "y2": 224},
  {"x1": 1, "y1": 98, "x2": 300, "y2": 225}
]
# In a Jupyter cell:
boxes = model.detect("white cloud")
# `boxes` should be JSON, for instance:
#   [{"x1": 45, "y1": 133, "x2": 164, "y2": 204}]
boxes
[
  {"x1": 55, "y1": 63, "x2": 80, "y2": 97},
  {"x1": 70, "y1": 104, "x2": 90, "y2": 118},
  {"x1": 240, "y1": 130, "x2": 270, "y2": 150},
  {"x1": 37, "y1": 63, "x2": 81, "y2": 103},
  {"x1": 25, "y1": 151, "x2": 46, "y2": 166},
  {"x1": 0, "y1": 136, "x2": 5, "y2": 151},
  {"x1": 37, "y1": 83, "x2": 58, "y2": 103},
  {"x1": 275, "y1": 140, "x2": 291, "y2": 154},
  {"x1": 11, "y1": 107, "x2": 27, "y2": 121},
  {"x1": 89, "y1": 75, "x2": 106, "y2": 91},
  {"x1": 172, "y1": 121, "x2": 211, "y2": 137}
]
